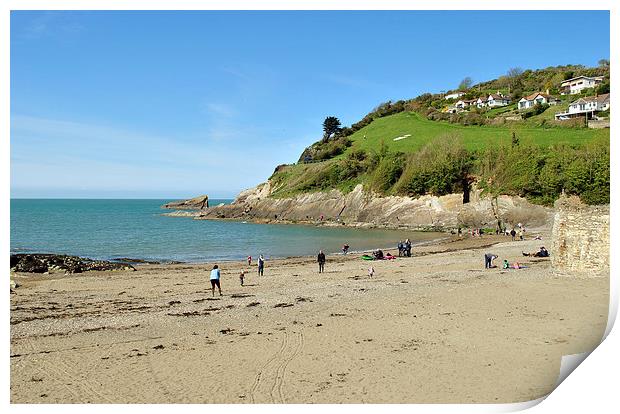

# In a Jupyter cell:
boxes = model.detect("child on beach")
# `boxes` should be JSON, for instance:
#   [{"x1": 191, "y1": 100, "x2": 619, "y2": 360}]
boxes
[
  {"x1": 239, "y1": 271, "x2": 245, "y2": 287},
  {"x1": 368, "y1": 266, "x2": 375, "y2": 278},
  {"x1": 210, "y1": 264, "x2": 222, "y2": 297}
]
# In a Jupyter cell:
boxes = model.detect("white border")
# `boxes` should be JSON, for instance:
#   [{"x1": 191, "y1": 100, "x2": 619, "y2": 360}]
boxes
[{"x1": 2, "y1": 2, "x2": 617, "y2": 413}]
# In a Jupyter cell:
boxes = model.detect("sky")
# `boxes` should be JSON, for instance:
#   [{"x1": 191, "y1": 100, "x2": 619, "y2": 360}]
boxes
[{"x1": 10, "y1": 10, "x2": 610, "y2": 199}]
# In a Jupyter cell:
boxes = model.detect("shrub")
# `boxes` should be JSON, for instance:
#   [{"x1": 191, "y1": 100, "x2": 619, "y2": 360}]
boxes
[
  {"x1": 476, "y1": 141, "x2": 609, "y2": 205},
  {"x1": 394, "y1": 136, "x2": 473, "y2": 197},
  {"x1": 369, "y1": 152, "x2": 406, "y2": 194}
]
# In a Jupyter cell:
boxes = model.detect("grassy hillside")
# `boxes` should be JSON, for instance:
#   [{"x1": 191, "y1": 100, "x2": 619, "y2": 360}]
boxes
[
  {"x1": 270, "y1": 111, "x2": 609, "y2": 205},
  {"x1": 275, "y1": 63, "x2": 610, "y2": 205},
  {"x1": 345, "y1": 112, "x2": 607, "y2": 154}
]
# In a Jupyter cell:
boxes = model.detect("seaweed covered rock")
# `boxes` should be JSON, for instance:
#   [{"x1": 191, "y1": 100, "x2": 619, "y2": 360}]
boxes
[{"x1": 10, "y1": 254, "x2": 136, "y2": 274}]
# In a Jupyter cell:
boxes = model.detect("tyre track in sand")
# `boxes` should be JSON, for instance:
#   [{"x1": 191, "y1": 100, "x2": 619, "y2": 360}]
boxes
[
  {"x1": 272, "y1": 330, "x2": 304, "y2": 403},
  {"x1": 249, "y1": 329, "x2": 304, "y2": 403},
  {"x1": 250, "y1": 331, "x2": 288, "y2": 403}
]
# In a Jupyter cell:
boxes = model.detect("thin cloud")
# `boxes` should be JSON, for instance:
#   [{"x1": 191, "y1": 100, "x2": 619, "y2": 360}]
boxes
[
  {"x1": 15, "y1": 12, "x2": 85, "y2": 40},
  {"x1": 204, "y1": 102, "x2": 237, "y2": 118},
  {"x1": 323, "y1": 73, "x2": 383, "y2": 89}
]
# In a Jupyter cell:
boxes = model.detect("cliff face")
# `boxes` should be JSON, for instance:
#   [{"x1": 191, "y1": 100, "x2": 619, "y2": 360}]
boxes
[{"x1": 188, "y1": 182, "x2": 551, "y2": 230}]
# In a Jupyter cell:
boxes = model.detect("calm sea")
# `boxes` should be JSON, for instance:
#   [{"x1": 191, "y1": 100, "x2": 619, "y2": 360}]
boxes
[{"x1": 10, "y1": 199, "x2": 444, "y2": 263}]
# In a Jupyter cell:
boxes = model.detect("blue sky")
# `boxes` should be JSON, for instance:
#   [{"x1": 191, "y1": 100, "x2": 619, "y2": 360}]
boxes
[{"x1": 10, "y1": 10, "x2": 610, "y2": 198}]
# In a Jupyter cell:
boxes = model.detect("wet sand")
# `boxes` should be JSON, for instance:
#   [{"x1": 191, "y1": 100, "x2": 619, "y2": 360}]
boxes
[{"x1": 10, "y1": 233, "x2": 609, "y2": 403}]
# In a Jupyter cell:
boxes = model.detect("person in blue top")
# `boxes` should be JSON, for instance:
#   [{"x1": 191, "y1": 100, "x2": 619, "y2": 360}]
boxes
[{"x1": 210, "y1": 264, "x2": 222, "y2": 297}]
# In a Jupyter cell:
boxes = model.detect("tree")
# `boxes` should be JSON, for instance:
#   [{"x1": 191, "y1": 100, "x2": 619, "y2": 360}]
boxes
[
  {"x1": 322, "y1": 116, "x2": 341, "y2": 143},
  {"x1": 458, "y1": 77, "x2": 473, "y2": 90},
  {"x1": 507, "y1": 67, "x2": 523, "y2": 79},
  {"x1": 598, "y1": 58, "x2": 610, "y2": 68}
]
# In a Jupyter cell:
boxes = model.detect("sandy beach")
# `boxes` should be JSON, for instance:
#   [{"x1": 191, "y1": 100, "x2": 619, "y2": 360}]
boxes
[{"x1": 10, "y1": 233, "x2": 609, "y2": 404}]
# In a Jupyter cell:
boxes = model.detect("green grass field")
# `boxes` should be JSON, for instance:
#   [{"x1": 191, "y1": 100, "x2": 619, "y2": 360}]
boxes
[{"x1": 346, "y1": 112, "x2": 608, "y2": 154}]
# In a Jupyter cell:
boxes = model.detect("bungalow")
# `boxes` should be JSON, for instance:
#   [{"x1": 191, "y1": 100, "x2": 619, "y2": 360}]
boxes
[
  {"x1": 486, "y1": 93, "x2": 510, "y2": 107},
  {"x1": 554, "y1": 93, "x2": 610, "y2": 120},
  {"x1": 518, "y1": 92, "x2": 561, "y2": 110},
  {"x1": 560, "y1": 76, "x2": 604, "y2": 95},
  {"x1": 455, "y1": 99, "x2": 475, "y2": 110},
  {"x1": 445, "y1": 91, "x2": 465, "y2": 100},
  {"x1": 475, "y1": 97, "x2": 488, "y2": 108}
]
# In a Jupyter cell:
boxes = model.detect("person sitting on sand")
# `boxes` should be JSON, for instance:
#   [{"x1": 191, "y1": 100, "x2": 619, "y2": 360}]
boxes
[
  {"x1": 342, "y1": 244, "x2": 350, "y2": 255},
  {"x1": 484, "y1": 253, "x2": 498, "y2": 269},
  {"x1": 368, "y1": 266, "x2": 375, "y2": 278},
  {"x1": 239, "y1": 270, "x2": 245, "y2": 287},
  {"x1": 523, "y1": 246, "x2": 549, "y2": 258},
  {"x1": 210, "y1": 264, "x2": 222, "y2": 297},
  {"x1": 317, "y1": 250, "x2": 326, "y2": 273},
  {"x1": 503, "y1": 259, "x2": 510, "y2": 269}
]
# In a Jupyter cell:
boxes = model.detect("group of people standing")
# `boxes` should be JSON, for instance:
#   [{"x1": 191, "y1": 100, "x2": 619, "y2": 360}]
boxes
[{"x1": 397, "y1": 239, "x2": 412, "y2": 257}]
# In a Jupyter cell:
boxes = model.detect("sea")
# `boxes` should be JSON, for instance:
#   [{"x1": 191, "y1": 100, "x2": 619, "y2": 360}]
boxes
[{"x1": 10, "y1": 199, "x2": 445, "y2": 263}]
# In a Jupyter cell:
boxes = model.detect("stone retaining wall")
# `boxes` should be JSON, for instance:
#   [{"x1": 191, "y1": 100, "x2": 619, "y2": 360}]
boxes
[{"x1": 551, "y1": 196, "x2": 609, "y2": 274}]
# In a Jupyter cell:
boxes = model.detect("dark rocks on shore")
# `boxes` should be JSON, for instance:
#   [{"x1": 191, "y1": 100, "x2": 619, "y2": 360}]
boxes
[
  {"x1": 111, "y1": 257, "x2": 161, "y2": 264},
  {"x1": 10, "y1": 254, "x2": 136, "y2": 274}
]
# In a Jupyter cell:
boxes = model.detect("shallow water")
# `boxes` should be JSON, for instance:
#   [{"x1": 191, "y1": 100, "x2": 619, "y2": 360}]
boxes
[{"x1": 10, "y1": 199, "x2": 443, "y2": 262}]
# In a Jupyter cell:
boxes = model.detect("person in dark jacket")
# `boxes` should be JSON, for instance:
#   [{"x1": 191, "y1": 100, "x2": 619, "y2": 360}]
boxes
[{"x1": 317, "y1": 250, "x2": 326, "y2": 273}]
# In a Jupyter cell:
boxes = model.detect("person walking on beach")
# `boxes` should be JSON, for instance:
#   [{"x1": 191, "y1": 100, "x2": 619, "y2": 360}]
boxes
[
  {"x1": 258, "y1": 255, "x2": 265, "y2": 276},
  {"x1": 247, "y1": 256, "x2": 252, "y2": 266},
  {"x1": 484, "y1": 253, "x2": 498, "y2": 269},
  {"x1": 510, "y1": 228, "x2": 516, "y2": 241},
  {"x1": 239, "y1": 270, "x2": 245, "y2": 287},
  {"x1": 210, "y1": 264, "x2": 222, "y2": 296},
  {"x1": 317, "y1": 250, "x2": 326, "y2": 273},
  {"x1": 368, "y1": 266, "x2": 375, "y2": 278}
]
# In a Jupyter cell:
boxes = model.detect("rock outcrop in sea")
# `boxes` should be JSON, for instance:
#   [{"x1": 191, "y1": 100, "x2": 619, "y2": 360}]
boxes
[
  {"x1": 10, "y1": 254, "x2": 136, "y2": 274},
  {"x1": 162, "y1": 194, "x2": 209, "y2": 210}
]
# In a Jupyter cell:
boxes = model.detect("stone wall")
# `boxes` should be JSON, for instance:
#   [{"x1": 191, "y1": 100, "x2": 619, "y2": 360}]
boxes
[{"x1": 551, "y1": 196, "x2": 609, "y2": 275}]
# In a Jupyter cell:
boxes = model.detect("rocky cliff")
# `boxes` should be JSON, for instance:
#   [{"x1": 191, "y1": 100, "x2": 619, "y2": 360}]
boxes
[{"x1": 169, "y1": 182, "x2": 552, "y2": 231}]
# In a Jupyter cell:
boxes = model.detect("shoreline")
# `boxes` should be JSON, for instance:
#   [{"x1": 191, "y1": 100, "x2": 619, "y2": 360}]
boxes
[
  {"x1": 10, "y1": 232, "x2": 512, "y2": 270},
  {"x1": 10, "y1": 228, "x2": 608, "y2": 403}
]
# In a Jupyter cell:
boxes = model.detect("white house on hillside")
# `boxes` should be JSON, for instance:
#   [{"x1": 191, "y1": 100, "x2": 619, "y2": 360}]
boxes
[
  {"x1": 445, "y1": 91, "x2": 465, "y2": 100},
  {"x1": 486, "y1": 93, "x2": 510, "y2": 107},
  {"x1": 518, "y1": 92, "x2": 561, "y2": 110},
  {"x1": 560, "y1": 76, "x2": 604, "y2": 95},
  {"x1": 455, "y1": 99, "x2": 476, "y2": 110},
  {"x1": 475, "y1": 97, "x2": 488, "y2": 108},
  {"x1": 555, "y1": 93, "x2": 610, "y2": 120}
]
